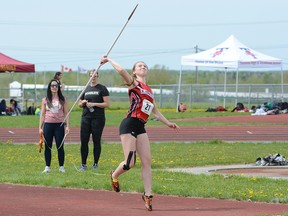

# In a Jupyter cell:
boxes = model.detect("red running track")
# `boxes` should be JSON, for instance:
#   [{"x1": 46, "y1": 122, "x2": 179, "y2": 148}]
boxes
[
  {"x1": 1, "y1": 126, "x2": 288, "y2": 144},
  {"x1": 1, "y1": 183, "x2": 288, "y2": 216},
  {"x1": 1, "y1": 114, "x2": 288, "y2": 143}
]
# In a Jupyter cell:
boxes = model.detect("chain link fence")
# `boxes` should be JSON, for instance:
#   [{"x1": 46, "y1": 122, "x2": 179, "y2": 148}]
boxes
[{"x1": 0, "y1": 83, "x2": 287, "y2": 112}]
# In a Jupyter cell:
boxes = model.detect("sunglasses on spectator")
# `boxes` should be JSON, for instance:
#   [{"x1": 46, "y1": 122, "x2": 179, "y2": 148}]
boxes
[{"x1": 51, "y1": 84, "x2": 59, "y2": 88}]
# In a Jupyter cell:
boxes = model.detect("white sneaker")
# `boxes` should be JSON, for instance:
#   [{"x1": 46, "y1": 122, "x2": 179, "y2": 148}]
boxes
[
  {"x1": 59, "y1": 166, "x2": 65, "y2": 173},
  {"x1": 92, "y1": 163, "x2": 98, "y2": 170},
  {"x1": 79, "y1": 164, "x2": 87, "y2": 171},
  {"x1": 42, "y1": 166, "x2": 51, "y2": 173}
]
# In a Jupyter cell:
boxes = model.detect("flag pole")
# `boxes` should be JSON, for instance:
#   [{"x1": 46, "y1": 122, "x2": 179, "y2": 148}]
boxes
[
  {"x1": 61, "y1": 4, "x2": 139, "y2": 126},
  {"x1": 77, "y1": 69, "x2": 79, "y2": 86}
]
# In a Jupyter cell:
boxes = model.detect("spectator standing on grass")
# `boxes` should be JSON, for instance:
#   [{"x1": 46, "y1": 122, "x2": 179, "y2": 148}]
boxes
[
  {"x1": 100, "y1": 56, "x2": 180, "y2": 211},
  {"x1": 54, "y1": 72, "x2": 65, "y2": 91},
  {"x1": 39, "y1": 79, "x2": 69, "y2": 173},
  {"x1": 78, "y1": 69, "x2": 110, "y2": 171}
]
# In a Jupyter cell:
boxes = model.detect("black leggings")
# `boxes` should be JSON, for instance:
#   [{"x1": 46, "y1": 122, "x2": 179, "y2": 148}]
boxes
[
  {"x1": 80, "y1": 116, "x2": 105, "y2": 165},
  {"x1": 43, "y1": 123, "x2": 65, "y2": 167}
]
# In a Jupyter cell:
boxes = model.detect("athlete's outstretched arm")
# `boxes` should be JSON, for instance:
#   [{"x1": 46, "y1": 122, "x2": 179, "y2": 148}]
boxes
[
  {"x1": 152, "y1": 102, "x2": 180, "y2": 130},
  {"x1": 101, "y1": 56, "x2": 135, "y2": 87}
]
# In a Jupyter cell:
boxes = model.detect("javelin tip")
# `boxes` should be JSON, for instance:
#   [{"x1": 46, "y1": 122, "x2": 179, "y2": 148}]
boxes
[{"x1": 128, "y1": 4, "x2": 139, "y2": 20}]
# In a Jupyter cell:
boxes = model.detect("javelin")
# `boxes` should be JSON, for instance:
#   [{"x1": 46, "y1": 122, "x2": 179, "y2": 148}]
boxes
[{"x1": 61, "y1": 4, "x2": 139, "y2": 126}]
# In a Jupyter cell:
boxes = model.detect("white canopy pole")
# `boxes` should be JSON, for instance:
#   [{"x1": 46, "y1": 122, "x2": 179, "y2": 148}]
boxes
[
  {"x1": 235, "y1": 68, "x2": 239, "y2": 106},
  {"x1": 281, "y1": 66, "x2": 284, "y2": 102},
  {"x1": 223, "y1": 67, "x2": 227, "y2": 108},
  {"x1": 176, "y1": 66, "x2": 183, "y2": 112}
]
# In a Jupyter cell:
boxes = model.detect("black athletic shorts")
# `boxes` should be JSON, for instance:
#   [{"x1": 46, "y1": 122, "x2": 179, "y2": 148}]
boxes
[{"x1": 119, "y1": 117, "x2": 146, "y2": 138}]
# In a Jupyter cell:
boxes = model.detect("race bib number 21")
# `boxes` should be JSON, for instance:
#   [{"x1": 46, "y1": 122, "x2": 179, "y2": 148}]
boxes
[{"x1": 141, "y1": 99, "x2": 154, "y2": 115}]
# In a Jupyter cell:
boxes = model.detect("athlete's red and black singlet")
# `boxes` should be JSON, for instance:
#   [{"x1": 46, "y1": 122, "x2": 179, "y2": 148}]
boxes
[{"x1": 126, "y1": 81, "x2": 154, "y2": 123}]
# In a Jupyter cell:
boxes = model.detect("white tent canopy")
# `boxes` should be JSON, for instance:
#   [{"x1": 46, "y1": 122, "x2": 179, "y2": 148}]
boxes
[{"x1": 178, "y1": 35, "x2": 283, "y2": 109}]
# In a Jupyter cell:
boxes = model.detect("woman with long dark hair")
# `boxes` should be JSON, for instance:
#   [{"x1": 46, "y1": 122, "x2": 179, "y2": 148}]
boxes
[{"x1": 39, "y1": 79, "x2": 69, "y2": 173}]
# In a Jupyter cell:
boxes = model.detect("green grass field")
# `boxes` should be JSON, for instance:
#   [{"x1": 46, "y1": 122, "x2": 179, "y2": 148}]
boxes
[{"x1": 1, "y1": 110, "x2": 288, "y2": 204}]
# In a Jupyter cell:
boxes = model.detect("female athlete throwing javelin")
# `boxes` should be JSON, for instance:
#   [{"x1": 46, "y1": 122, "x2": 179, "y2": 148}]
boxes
[{"x1": 101, "y1": 56, "x2": 180, "y2": 211}]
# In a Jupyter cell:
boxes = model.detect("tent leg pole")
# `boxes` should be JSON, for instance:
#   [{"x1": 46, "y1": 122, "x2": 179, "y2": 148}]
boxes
[
  {"x1": 281, "y1": 67, "x2": 284, "y2": 102},
  {"x1": 176, "y1": 66, "x2": 183, "y2": 112},
  {"x1": 34, "y1": 71, "x2": 37, "y2": 107},
  {"x1": 223, "y1": 67, "x2": 227, "y2": 108},
  {"x1": 235, "y1": 69, "x2": 238, "y2": 106}
]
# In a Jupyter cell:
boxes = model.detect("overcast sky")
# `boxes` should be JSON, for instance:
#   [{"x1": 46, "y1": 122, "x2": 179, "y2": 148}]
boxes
[{"x1": 1, "y1": 0, "x2": 287, "y2": 71}]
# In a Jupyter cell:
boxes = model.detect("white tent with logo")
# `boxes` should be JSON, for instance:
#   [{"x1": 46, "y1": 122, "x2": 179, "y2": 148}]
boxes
[{"x1": 177, "y1": 35, "x2": 283, "y2": 109}]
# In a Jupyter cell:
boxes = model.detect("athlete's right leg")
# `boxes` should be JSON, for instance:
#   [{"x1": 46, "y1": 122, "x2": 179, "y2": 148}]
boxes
[
  {"x1": 112, "y1": 133, "x2": 137, "y2": 179},
  {"x1": 110, "y1": 133, "x2": 137, "y2": 192},
  {"x1": 111, "y1": 118, "x2": 140, "y2": 192}
]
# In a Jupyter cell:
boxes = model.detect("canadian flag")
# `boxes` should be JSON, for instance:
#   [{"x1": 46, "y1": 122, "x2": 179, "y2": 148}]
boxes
[{"x1": 61, "y1": 65, "x2": 73, "y2": 72}]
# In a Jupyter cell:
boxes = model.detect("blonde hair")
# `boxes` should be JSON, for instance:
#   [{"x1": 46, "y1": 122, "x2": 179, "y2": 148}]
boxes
[{"x1": 88, "y1": 69, "x2": 99, "y2": 77}]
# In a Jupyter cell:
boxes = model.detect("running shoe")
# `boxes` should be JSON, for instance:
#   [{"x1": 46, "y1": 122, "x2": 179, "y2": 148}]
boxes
[
  {"x1": 92, "y1": 163, "x2": 98, "y2": 170},
  {"x1": 42, "y1": 166, "x2": 51, "y2": 173},
  {"x1": 59, "y1": 166, "x2": 65, "y2": 173},
  {"x1": 79, "y1": 164, "x2": 87, "y2": 171},
  {"x1": 142, "y1": 193, "x2": 153, "y2": 211},
  {"x1": 110, "y1": 170, "x2": 120, "y2": 192}
]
